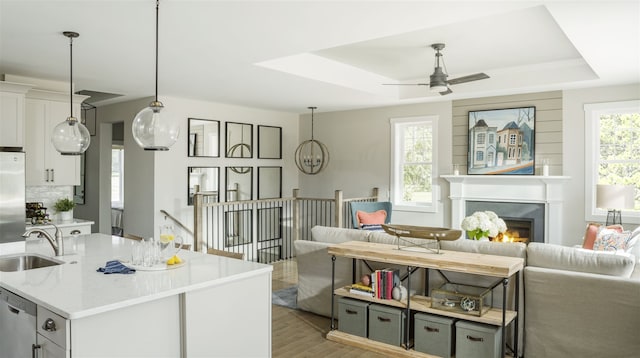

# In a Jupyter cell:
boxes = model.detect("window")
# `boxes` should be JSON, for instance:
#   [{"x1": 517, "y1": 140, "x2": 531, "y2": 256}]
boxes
[
  {"x1": 477, "y1": 133, "x2": 485, "y2": 144},
  {"x1": 111, "y1": 145, "x2": 124, "y2": 208},
  {"x1": 488, "y1": 134, "x2": 494, "y2": 143},
  {"x1": 390, "y1": 116, "x2": 438, "y2": 212},
  {"x1": 585, "y1": 100, "x2": 640, "y2": 223},
  {"x1": 476, "y1": 151, "x2": 484, "y2": 161},
  {"x1": 509, "y1": 134, "x2": 517, "y2": 145}
]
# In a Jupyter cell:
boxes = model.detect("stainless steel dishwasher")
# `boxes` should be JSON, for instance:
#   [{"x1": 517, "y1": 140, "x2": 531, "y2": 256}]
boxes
[{"x1": 0, "y1": 286, "x2": 37, "y2": 358}]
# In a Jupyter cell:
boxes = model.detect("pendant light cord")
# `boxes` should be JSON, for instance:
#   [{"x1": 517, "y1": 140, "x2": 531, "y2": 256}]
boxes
[
  {"x1": 309, "y1": 106, "x2": 316, "y2": 141},
  {"x1": 155, "y1": 0, "x2": 159, "y2": 103},
  {"x1": 69, "y1": 35, "x2": 73, "y2": 118}
]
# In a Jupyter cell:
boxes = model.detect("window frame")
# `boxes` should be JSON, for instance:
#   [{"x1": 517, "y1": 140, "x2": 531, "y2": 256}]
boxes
[
  {"x1": 389, "y1": 115, "x2": 438, "y2": 213},
  {"x1": 584, "y1": 100, "x2": 640, "y2": 224},
  {"x1": 111, "y1": 144, "x2": 124, "y2": 209}
]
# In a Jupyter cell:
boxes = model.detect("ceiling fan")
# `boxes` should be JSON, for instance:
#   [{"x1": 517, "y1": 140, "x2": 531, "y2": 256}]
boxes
[{"x1": 384, "y1": 43, "x2": 489, "y2": 95}]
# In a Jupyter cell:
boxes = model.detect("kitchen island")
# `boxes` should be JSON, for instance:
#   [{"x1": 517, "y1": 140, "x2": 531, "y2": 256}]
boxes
[{"x1": 0, "y1": 233, "x2": 273, "y2": 357}]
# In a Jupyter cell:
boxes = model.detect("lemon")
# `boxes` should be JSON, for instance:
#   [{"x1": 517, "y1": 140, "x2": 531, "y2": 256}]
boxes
[
  {"x1": 167, "y1": 256, "x2": 176, "y2": 265},
  {"x1": 159, "y1": 234, "x2": 174, "y2": 244},
  {"x1": 174, "y1": 255, "x2": 183, "y2": 264}
]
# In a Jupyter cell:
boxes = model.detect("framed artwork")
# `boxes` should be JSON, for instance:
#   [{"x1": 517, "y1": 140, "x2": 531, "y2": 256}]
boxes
[
  {"x1": 258, "y1": 166, "x2": 282, "y2": 199},
  {"x1": 258, "y1": 125, "x2": 282, "y2": 159},
  {"x1": 467, "y1": 106, "x2": 535, "y2": 175},
  {"x1": 225, "y1": 122, "x2": 253, "y2": 158},
  {"x1": 187, "y1": 166, "x2": 219, "y2": 205},
  {"x1": 188, "y1": 118, "x2": 220, "y2": 157}
]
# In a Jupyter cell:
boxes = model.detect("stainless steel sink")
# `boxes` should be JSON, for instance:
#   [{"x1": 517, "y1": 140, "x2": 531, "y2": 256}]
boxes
[{"x1": 0, "y1": 253, "x2": 64, "y2": 272}]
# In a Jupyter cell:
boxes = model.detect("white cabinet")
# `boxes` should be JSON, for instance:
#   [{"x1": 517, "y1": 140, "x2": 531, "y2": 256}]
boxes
[
  {"x1": 36, "y1": 333, "x2": 68, "y2": 358},
  {"x1": 37, "y1": 306, "x2": 70, "y2": 358},
  {"x1": 0, "y1": 81, "x2": 33, "y2": 148},
  {"x1": 24, "y1": 90, "x2": 87, "y2": 186}
]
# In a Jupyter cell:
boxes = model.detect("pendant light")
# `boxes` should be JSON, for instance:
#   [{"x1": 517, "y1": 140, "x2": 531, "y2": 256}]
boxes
[
  {"x1": 132, "y1": 0, "x2": 179, "y2": 151},
  {"x1": 51, "y1": 31, "x2": 90, "y2": 155},
  {"x1": 295, "y1": 107, "x2": 329, "y2": 175}
]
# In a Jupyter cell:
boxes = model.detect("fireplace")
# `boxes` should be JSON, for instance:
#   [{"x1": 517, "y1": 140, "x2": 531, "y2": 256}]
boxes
[
  {"x1": 443, "y1": 175, "x2": 570, "y2": 245},
  {"x1": 466, "y1": 201, "x2": 545, "y2": 243},
  {"x1": 501, "y1": 218, "x2": 534, "y2": 243}
]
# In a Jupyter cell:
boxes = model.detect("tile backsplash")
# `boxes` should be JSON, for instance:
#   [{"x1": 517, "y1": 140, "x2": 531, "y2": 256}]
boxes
[{"x1": 26, "y1": 185, "x2": 73, "y2": 214}]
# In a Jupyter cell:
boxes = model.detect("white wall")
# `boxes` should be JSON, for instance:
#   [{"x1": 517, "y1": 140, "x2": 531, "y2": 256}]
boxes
[
  {"x1": 562, "y1": 83, "x2": 640, "y2": 245},
  {"x1": 297, "y1": 101, "x2": 453, "y2": 227},
  {"x1": 99, "y1": 96, "x2": 298, "y2": 242}
]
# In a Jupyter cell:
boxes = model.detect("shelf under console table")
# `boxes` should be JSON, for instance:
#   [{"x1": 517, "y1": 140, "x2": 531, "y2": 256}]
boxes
[{"x1": 327, "y1": 240, "x2": 524, "y2": 358}]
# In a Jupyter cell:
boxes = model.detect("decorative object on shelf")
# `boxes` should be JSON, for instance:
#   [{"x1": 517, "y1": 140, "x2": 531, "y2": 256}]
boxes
[
  {"x1": 188, "y1": 118, "x2": 219, "y2": 157},
  {"x1": 431, "y1": 282, "x2": 492, "y2": 317},
  {"x1": 453, "y1": 163, "x2": 460, "y2": 176},
  {"x1": 461, "y1": 211, "x2": 507, "y2": 240},
  {"x1": 54, "y1": 197, "x2": 75, "y2": 222},
  {"x1": 132, "y1": 0, "x2": 179, "y2": 151},
  {"x1": 51, "y1": 31, "x2": 91, "y2": 156},
  {"x1": 596, "y1": 184, "x2": 635, "y2": 225},
  {"x1": 381, "y1": 224, "x2": 462, "y2": 254},
  {"x1": 542, "y1": 158, "x2": 550, "y2": 176},
  {"x1": 391, "y1": 285, "x2": 407, "y2": 301},
  {"x1": 295, "y1": 107, "x2": 329, "y2": 175},
  {"x1": 467, "y1": 106, "x2": 535, "y2": 175}
]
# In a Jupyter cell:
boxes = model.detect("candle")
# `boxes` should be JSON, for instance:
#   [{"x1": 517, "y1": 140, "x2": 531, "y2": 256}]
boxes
[
  {"x1": 542, "y1": 159, "x2": 549, "y2": 176},
  {"x1": 453, "y1": 164, "x2": 460, "y2": 176}
]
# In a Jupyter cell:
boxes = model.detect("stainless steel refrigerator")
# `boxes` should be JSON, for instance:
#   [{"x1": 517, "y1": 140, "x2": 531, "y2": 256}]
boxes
[{"x1": 0, "y1": 151, "x2": 25, "y2": 244}]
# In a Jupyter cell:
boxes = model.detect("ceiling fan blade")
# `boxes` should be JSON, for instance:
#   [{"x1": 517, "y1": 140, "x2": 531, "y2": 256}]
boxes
[
  {"x1": 447, "y1": 73, "x2": 489, "y2": 85},
  {"x1": 439, "y1": 88, "x2": 453, "y2": 95},
  {"x1": 382, "y1": 83, "x2": 429, "y2": 86}
]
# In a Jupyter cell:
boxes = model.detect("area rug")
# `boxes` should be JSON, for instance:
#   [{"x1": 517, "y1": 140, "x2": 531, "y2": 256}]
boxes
[{"x1": 272, "y1": 285, "x2": 297, "y2": 309}]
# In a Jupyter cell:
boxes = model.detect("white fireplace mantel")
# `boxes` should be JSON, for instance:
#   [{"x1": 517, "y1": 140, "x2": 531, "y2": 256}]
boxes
[{"x1": 442, "y1": 175, "x2": 571, "y2": 244}]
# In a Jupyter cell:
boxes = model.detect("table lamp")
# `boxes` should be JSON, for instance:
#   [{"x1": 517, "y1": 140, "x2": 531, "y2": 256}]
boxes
[{"x1": 596, "y1": 184, "x2": 635, "y2": 225}]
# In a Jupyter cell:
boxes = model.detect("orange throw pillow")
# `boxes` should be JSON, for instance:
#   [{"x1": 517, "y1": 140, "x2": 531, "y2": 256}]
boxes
[
  {"x1": 582, "y1": 223, "x2": 623, "y2": 249},
  {"x1": 357, "y1": 210, "x2": 387, "y2": 226}
]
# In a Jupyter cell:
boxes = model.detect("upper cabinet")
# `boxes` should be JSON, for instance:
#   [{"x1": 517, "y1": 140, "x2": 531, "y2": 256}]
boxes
[
  {"x1": 0, "y1": 81, "x2": 33, "y2": 148},
  {"x1": 24, "y1": 89, "x2": 88, "y2": 186}
]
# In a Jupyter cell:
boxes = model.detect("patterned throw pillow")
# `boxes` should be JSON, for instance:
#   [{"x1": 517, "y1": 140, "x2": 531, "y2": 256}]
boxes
[
  {"x1": 582, "y1": 223, "x2": 623, "y2": 249},
  {"x1": 356, "y1": 210, "x2": 387, "y2": 225},
  {"x1": 592, "y1": 230, "x2": 636, "y2": 252}
]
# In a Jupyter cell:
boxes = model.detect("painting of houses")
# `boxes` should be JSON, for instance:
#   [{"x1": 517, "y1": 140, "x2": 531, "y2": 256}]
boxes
[{"x1": 468, "y1": 107, "x2": 535, "y2": 175}]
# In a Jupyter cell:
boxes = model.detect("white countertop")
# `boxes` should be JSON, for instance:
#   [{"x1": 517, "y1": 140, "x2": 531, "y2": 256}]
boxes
[
  {"x1": 0, "y1": 233, "x2": 272, "y2": 320},
  {"x1": 25, "y1": 218, "x2": 94, "y2": 229}
]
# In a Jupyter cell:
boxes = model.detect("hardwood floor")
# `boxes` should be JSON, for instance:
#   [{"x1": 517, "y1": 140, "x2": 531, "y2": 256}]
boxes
[{"x1": 271, "y1": 259, "x2": 387, "y2": 358}]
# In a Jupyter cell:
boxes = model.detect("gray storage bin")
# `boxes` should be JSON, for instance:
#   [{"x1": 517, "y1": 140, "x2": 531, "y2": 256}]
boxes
[
  {"x1": 455, "y1": 321, "x2": 502, "y2": 358},
  {"x1": 414, "y1": 313, "x2": 455, "y2": 358},
  {"x1": 368, "y1": 304, "x2": 406, "y2": 346},
  {"x1": 338, "y1": 297, "x2": 370, "y2": 337}
]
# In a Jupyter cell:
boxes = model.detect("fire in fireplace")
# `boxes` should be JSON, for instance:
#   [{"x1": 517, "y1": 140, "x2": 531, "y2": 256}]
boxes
[{"x1": 492, "y1": 218, "x2": 533, "y2": 243}]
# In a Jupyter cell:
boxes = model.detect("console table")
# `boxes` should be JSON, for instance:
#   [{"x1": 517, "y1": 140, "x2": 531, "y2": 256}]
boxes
[{"x1": 327, "y1": 240, "x2": 524, "y2": 357}]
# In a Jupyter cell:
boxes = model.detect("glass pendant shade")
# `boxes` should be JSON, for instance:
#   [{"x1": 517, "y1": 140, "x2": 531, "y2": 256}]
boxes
[
  {"x1": 132, "y1": 101, "x2": 179, "y2": 151},
  {"x1": 51, "y1": 116, "x2": 90, "y2": 155},
  {"x1": 53, "y1": 31, "x2": 90, "y2": 156}
]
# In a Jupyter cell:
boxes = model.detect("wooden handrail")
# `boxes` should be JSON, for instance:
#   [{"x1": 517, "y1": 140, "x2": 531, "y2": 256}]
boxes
[{"x1": 160, "y1": 209, "x2": 194, "y2": 237}]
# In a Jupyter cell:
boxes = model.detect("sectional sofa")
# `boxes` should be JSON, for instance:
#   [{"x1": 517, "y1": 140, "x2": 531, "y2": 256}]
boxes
[{"x1": 294, "y1": 225, "x2": 640, "y2": 358}]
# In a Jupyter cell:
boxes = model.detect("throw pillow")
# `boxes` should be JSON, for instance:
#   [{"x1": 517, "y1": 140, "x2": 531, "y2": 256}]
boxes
[
  {"x1": 360, "y1": 224, "x2": 384, "y2": 231},
  {"x1": 593, "y1": 230, "x2": 636, "y2": 252},
  {"x1": 357, "y1": 210, "x2": 387, "y2": 226},
  {"x1": 582, "y1": 223, "x2": 623, "y2": 249}
]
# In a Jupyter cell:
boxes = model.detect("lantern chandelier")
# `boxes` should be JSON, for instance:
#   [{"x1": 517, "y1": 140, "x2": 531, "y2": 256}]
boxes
[
  {"x1": 132, "y1": 0, "x2": 179, "y2": 151},
  {"x1": 295, "y1": 107, "x2": 329, "y2": 175},
  {"x1": 51, "y1": 31, "x2": 90, "y2": 155}
]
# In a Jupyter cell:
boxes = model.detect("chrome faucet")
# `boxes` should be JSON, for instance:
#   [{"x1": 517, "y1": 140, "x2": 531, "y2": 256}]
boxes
[{"x1": 22, "y1": 225, "x2": 64, "y2": 257}]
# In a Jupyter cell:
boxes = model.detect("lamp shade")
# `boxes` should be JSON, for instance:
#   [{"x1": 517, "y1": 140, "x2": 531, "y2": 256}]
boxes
[
  {"x1": 132, "y1": 101, "x2": 179, "y2": 151},
  {"x1": 429, "y1": 67, "x2": 448, "y2": 92},
  {"x1": 596, "y1": 184, "x2": 635, "y2": 210},
  {"x1": 51, "y1": 117, "x2": 90, "y2": 155}
]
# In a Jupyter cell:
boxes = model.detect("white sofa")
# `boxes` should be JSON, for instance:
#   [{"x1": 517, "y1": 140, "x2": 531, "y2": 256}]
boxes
[{"x1": 294, "y1": 225, "x2": 640, "y2": 358}]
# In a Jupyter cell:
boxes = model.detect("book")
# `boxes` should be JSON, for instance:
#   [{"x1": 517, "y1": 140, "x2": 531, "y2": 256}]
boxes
[
  {"x1": 349, "y1": 288, "x2": 374, "y2": 297},
  {"x1": 351, "y1": 283, "x2": 373, "y2": 292}
]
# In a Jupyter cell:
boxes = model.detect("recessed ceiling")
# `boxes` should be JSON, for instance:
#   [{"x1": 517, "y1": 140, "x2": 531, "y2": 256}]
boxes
[{"x1": 0, "y1": 1, "x2": 638, "y2": 113}]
